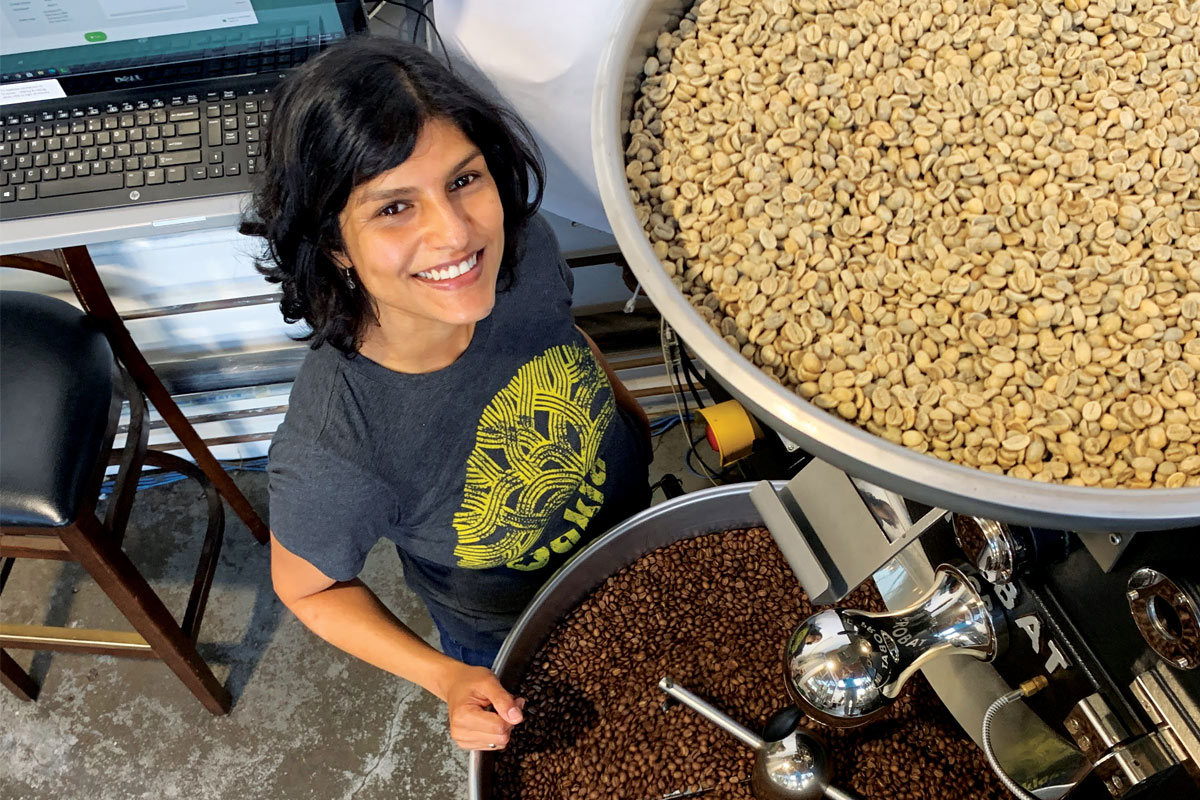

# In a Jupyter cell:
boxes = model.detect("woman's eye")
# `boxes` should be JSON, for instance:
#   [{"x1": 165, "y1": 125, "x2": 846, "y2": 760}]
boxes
[
  {"x1": 379, "y1": 201, "x2": 409, "y2": 217},
  {"x1": 451, "y1": 173, "x2": 478, "y2": 190}
]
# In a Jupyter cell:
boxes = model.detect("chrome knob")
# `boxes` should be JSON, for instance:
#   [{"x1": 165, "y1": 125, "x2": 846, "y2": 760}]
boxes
[
  {"x1": 953, "y1": 515, "x2": 1022, "y2": 585},
  {"x1": 784, "y1": 565, "x2": 1005, "y2": 727}
]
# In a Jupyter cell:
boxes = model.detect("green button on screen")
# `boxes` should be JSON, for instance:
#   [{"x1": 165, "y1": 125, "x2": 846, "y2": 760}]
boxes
[{"x1": 84, "y1": 31, "x2": 107, "y2": 42}]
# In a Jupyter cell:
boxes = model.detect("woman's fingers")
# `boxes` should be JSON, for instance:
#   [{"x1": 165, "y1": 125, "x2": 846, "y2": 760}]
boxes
[
  {"x1": 477, "y1": 675, "x2": 524, "y2": 725},
  {"x1": 458, "y1": 703, "x2": 514, "y2": 735},
  {"x1": 449, "y1": 706, "x2": 514, "y2": 750},
  {"x1": 445, "y1": 667, "x2": 528, "y2": 751}
]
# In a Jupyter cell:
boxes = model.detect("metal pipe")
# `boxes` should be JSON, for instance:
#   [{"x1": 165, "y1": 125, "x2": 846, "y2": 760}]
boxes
[{"x1": 658, "y1": 677, "x2": 765, "y2": 751}]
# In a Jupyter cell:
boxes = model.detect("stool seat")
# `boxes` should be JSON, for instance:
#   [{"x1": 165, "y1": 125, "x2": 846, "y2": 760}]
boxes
[{"x1": 0, "y1": 291, "x2": 115, "y2": 527}]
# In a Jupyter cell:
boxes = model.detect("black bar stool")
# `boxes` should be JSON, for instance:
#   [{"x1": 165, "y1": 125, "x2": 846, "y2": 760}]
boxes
[{"x1": 0, "y1": 287, "x2": 232, "y2": 714}]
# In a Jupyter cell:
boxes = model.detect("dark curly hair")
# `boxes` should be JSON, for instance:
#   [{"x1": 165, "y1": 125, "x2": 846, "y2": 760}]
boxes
[{"x1": 241, "y1": 36, "x2": 545, "y2": 354}]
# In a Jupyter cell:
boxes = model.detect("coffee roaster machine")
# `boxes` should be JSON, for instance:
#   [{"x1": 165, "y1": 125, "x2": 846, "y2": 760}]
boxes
[
  {"x1": 588, "y1": 1, "x2": 1200, "y2": 797},
  {"x1": 469, "y1": 1, "x2": 1200, "y2": 797}
]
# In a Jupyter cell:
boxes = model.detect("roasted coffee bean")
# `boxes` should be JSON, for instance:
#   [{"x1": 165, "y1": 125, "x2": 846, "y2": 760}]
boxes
[{"x1": 490, "y1": 528, "x2": 1010, "y2": 798}]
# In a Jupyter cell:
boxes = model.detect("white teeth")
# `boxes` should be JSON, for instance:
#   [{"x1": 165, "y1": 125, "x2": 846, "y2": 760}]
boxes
[{"x1": 417, "y1": 251, "x2": 478, "y2": 281}]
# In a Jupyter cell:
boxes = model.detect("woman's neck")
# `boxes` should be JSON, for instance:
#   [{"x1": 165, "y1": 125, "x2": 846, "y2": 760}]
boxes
[{"x1": 358, "y1": 316, "x2": 477, "y2": 374}]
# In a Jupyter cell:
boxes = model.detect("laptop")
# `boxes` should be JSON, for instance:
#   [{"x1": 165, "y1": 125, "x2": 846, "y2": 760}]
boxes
[{"x1": 0, "y1": 0, "x2": 367, "y2": 221}]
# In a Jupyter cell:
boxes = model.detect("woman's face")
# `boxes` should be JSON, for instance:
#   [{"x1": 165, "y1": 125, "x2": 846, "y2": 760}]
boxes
[{"x1": 337, "y1": 117, "x2": 505, "y2": 338}]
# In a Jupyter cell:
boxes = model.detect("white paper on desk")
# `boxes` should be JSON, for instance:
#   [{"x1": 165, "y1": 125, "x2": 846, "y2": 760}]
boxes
[{"x1": 435, "y1": 1, "x2": 623, "y2": 232}]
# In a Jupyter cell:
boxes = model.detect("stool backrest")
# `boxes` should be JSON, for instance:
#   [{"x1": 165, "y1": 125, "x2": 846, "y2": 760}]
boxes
[
  {"x1": 0, "y1": 291, "x2": 119, "y2": 526},
  {"x1": 0, "y1": 246, "x2": 270, "y2": 545}
]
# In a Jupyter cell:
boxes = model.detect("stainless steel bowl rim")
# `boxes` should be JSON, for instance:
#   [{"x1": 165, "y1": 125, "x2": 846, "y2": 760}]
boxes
[{"x1": 591, "y1": 0, "x2": 1200, "y2": 532}]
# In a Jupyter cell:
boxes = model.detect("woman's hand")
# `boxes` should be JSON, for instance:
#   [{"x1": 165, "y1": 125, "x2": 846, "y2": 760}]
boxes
[{"x1": 444, "y1": 663, "x2": 527, "y2": 751}]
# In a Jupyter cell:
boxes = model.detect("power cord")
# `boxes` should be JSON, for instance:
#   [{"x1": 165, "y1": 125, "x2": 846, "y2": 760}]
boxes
[
  {"x1": 660, "y1": 319, "x2": 723, "y2": 486},
  {"x1": 372, "y1": 0, "x2": 452, "y2": 68},
  {"x1": 99, "y1": 456, "x2": 269, "y2": 499},
  {"x1": 367, "y1": 1, "x2": 401, "y2": 30},
  {"x1": 685, "y1": 433, "x2": 720, "y2": 481},
  {"x1": 981, "y1": 676, "x2": 1049, "y2": 800},
  {"x1": 650, "y1": 473, "x2": 685, "y2": 500},
  {"x1": 676, "y1": 340, "x2": 707, "y2": 409},
  {"x1": 650, "y1": 412, "x2": 691, "y2": 437}
]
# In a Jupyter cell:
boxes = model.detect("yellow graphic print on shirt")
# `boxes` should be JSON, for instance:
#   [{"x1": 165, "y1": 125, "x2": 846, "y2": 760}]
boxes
[{"x1": 452, "y1": 343, "x2": 613, "y2": 571}]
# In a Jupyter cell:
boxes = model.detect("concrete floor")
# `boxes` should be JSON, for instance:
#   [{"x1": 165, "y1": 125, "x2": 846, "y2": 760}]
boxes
[{"x1": 1, "y1": 421, "x2": 711, "y2": 800}]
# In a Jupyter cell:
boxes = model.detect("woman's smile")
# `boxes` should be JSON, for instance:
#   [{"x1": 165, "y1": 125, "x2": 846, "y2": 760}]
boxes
[{"x1": 414, "y1": 248, "x2": 484, "y2": 287}]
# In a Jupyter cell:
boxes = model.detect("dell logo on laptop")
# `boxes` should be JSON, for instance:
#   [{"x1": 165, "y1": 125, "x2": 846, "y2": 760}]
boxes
[{"x1": 114, "y1": 74, "x2": 143, "y2": 83}]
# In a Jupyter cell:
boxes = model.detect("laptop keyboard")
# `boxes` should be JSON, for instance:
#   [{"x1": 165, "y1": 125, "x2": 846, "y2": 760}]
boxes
[{"x1": 0, "y1": 85, "x2": 273, "y2": 220}]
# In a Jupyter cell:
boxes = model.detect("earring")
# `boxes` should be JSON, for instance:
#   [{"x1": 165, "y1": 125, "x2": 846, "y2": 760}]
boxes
[{"x1": 343, "y1": 268, "x2": 356, "y2": 290}]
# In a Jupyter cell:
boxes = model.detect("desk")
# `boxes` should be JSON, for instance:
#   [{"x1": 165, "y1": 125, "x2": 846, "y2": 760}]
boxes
[
  {"x1": 0, "y1": 195, "x2": 245, "y2": 256},
  {"x1": 0, "y1": 3, "x2": 410, "y2": 254}
]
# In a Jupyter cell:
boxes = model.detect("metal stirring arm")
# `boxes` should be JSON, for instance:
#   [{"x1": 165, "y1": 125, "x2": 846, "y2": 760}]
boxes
[
  {"x1": 658, "y1": 677, "x2": 864, "y2": 800},
  {"x1": 660, "y1": 677, "x2": 767, "y2": 750}
]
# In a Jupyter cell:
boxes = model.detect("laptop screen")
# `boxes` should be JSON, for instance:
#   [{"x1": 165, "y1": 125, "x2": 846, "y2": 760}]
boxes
[{"x1": 0, "y1": 0, "x2": 364, "y2": 102}]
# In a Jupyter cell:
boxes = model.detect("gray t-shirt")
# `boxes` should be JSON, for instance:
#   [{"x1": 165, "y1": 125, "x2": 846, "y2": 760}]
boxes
[{"x1": 268, "y1": 217, "x2": 651, "y2": 650}]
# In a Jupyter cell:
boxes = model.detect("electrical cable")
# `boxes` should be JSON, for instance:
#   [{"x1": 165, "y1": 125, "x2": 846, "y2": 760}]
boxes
[
  {"x1": 623, "y1": 282, "x2": 642, "y2": 314},
  {"x1": 659, "y1": 318, "x2": 728, "y2": 484},
  {"x1": 981, "y1": 677, "x2": 1048, "y2": 800},
  {"x1": 99, "y1": 456, "x2": 268, "y2": 499},
  {"x1": 659, "y1": 320, "x2": 726, "y2": 476},
  {"x1": 650, "y1": 413, "x2": 692, "y2": 437},
  {"x1": 373, "y1": 0, "x2": 452, "y2": 68},
  {"x1": 684, "y1": 434, "x2": 719, "y2": 481},
  {"x1": 412, "y1": 0, "x2": 433, "y2": 45},
  {"x1": 660, "y1": 318, "x2": 690, "y2": 444},
  {"x1": 368, "y1": 1, "x2": 402, "y2": 31},
  {"x1": 676, "y1": 343, "x2": 707, "y2": 409},
  {"x1": 677, "y1": 363, "x2": 725, "y2": 480}
]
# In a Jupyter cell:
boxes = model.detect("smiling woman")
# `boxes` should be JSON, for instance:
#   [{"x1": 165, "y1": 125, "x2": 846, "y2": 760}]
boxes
[
  {"x1": 244, "y1": 35, "x2": 540, "y2": 361},
  {"x1": 240, "y1": 36, "x2": 652, "y2": 757},
  {"x1": 338, "y1": 120, "x2": 506, "y2": 373}
]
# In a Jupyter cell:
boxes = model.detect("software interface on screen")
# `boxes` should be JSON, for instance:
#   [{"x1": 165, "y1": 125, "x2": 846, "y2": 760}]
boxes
[
  {"x1": 0, "y1": 0, "x2": 347, "y2": 96},
  {"x1": 2, "y1": 1, "x2": 259, "y2": 55}
]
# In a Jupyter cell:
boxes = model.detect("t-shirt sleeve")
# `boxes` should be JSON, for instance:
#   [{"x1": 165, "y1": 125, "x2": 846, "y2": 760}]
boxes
[
  {"x1": 526, "y1": 213, "x2": 574, "y2": 298},
  {"x1": 267, "y1": 440, "x2": 387, "y2": 582},
  {"x1": 555, "y1": 245, "x2": 575, "y2": 297}
]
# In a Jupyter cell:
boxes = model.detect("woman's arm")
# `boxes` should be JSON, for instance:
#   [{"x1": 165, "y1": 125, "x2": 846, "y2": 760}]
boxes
[
  {"x1": 270, "y1": 533, "x2": 524, "y2": 749},
  {"x1": 578, "y1": 326, "x2": 652, "y2": 444}
]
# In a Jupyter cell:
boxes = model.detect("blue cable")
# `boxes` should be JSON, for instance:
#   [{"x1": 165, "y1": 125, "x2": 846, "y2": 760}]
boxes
[
  {"x1": 650, "y1": 413, "x2": 692, "y2": 436},
  {"x1": 99, "y1": 456, "x2": 269, "y2": 498}
]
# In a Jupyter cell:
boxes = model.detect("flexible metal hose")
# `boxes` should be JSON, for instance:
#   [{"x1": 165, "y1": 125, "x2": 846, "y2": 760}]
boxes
[{"x1": 981, "y1": 677, "x2": 1049, "y2": 800}]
